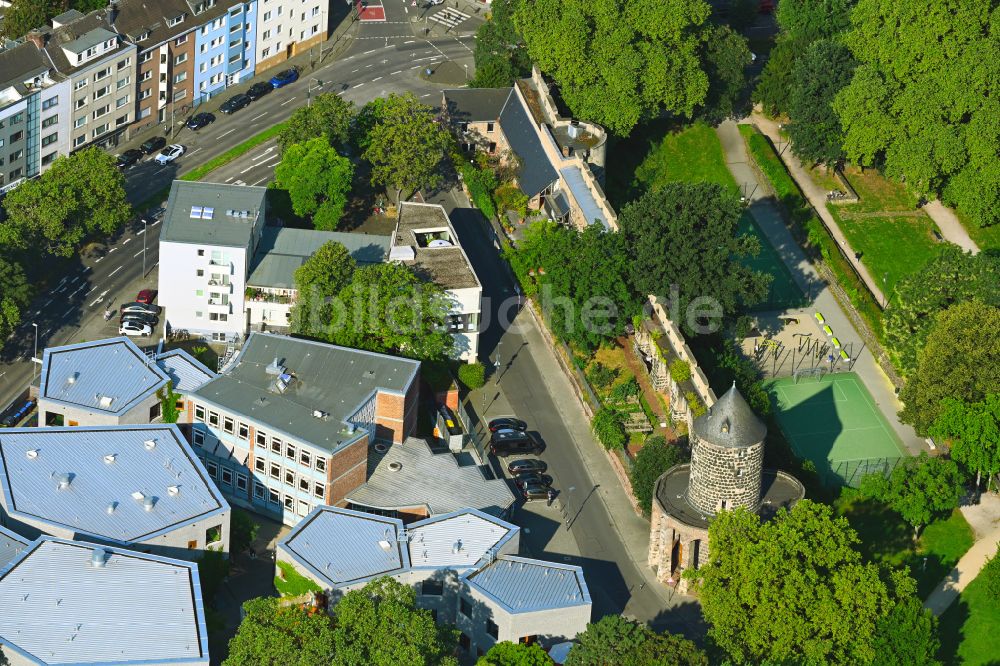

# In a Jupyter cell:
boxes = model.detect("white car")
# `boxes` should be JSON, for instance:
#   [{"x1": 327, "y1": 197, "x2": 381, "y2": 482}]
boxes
[
  {"x1": 119, "y1": 321, "x2": 152, "y2": 337},
  {"x1": 154, "y1": 144, "x2": 185, "y2": 165}
]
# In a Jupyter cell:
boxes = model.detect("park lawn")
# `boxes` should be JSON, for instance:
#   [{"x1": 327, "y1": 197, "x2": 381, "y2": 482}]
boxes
[
  {"x1": 937, "y1": 565, "x2": 1000, "y2": 665},
  {"x1": 633, "y1": 122, "x2": 739, "y2": 196},
  {"x1": 831, "y1": 212, "x2": 941, "y2": 293},
  {"x1": 838, "y1": 166, "x2": 916, "y2": 213},
  {"x1": 955, "y1": 207, "x2": 1000, "y2": 252},
  {"x1": 274, "y1": 560, "x2": 321, "y2": 597},
  {"x1": 835, "y1": 492, "x2": 974, "y2": 598}
]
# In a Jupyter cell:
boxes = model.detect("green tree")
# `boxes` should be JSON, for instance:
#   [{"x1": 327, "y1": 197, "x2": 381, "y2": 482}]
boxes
[
  {"x1": 859, "y1": 453, "x2": 964, "y2": 537},
  {"x1": 899, "y1": 300, "x2": 1000, "y2": 435},
  {"x1": 884, "y1": 247, "x2": 1000, "y2": 375},
  {"x1": 930, "y1": 395, "x2": 1000, "y2": 491},
  {"x1": 513, "y1": 0, "x2": 712, "y2": 135},
  {"x1": 290, "y1": 240, "x2": 357, "y2": 337},
  {"x1": 566, "y1": 615, "x2": 707, "y2": 666},
  {"x1": 477, "y1": 641, "x2": 551, "y2": 666},
  {"x1": 361, "y1": 93, "x2": 452, "y2": 200},
  {"x1": 753, "y1": 35, "x2": 804, "y2": 116},
  {"x1": 834, "y1": 0, "x2": 999, "y2": 227},
  {"x1": 273, "y1": 137, "x2": 354, "y2": 230},
  {"x1": 0, "y1": 0, "x2": 59, "y2": 39},
  {"x1": 619, "y1": 182, "x2": 771, "y2": 335},
  {"x1": 470, "y1": 0, "x2": 530, "y2": 88},
  {"x1": 457, "y1": 362, "x2": 486, "y2": 390},
  {"x1": 775, "y1": 0, "x2": 855, "y2": 43},
  {"x1": 224, "y1": 597, "x2": 336, "y2": 666},
  {"x1": 592, "y1": 407, "x2": 626, "y2": 451},
  {"x1": 692, "y1": 500, "x2": 935, "y2": 664},
  {"x1": 330, "y1": 577, "x2": 458, "y2": 666},
  {"x1": 230, "y1": 509, "x2": 260, "y2": 554},
  {"x1": 697, "y1": 24, "x2": 751, "y2": 125},
  {"x1": 787, "y1": 39, "x2": 855, "y2": 165},
  {"x1": 630, "y1": 436, "x2": 689, "y2": 515},
  {"x1": 0, "y1": 255, "x2": 32, "y2": 350},
  {"x1": 351, "y1": 97, "x2": 388, "y2": 153},
  {"x1": 278, "y1": 93, "x2": 355, "y2": 154},
  {"x1": 155, "y1": 381, "x2": 181, "y2": 424},
  {"x1": 982, "y1": 544, "x2": 1000, "y2": 599},
  {"x1": 0, "y1": 148, "x2": 132, "y2": 258},
  {"x1": 870, "y1": 590, "x2": 942, "y2": 666}
]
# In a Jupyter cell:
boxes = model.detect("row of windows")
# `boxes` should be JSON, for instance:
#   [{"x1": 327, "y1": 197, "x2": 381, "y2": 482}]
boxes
[
  {"x1": 203, "y1": 458, "x2": 248, "y2": 493},
  {"x1": 253, "y1": 457, "x2": 326, "y2": 499},
  {"x1": 252, "y1": 481, "x2": 312, "y2": 517}
]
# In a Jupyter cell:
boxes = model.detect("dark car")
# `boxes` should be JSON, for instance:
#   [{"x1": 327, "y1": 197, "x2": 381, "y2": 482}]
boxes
[
  {"x1": 521, "y1": 483, "x2": 551, "y2": 502},
  {"x1": 246, "y1": 81, "x2": 272, "y2": 101},
  {"x1": 490, "y1": 430, "x2": 544, "y2": 457},
  {"x1": 512, "y1": 472, "x2": 553, "y2": 490},
  {"x1": 136, "y1": 289, "x2": 157, "y2": 304},
  {"x1": 185, "y1": 112, "x2": 215, "y2": 130},
  {"x1": 121, "y1": 301, "x2": 161, "y2": 316},
  {"x1": 270, "y1": 68, "x2": 299, "y2": 88},
  {"x1": 115, "y1": 149, "x2": 143, "y2": 168},
  {"x1": 220, "y1": 94, "x2": 251, "y2": 114},
  {"x1": 489, "y1": 417, "x2": 527, "y2": 433},
  {"x1": 507, "y1": 459, "x2": 548, "y2": 475},
  {"x1": 140, "y1": 136, "x2": 167, "y2": 154}
]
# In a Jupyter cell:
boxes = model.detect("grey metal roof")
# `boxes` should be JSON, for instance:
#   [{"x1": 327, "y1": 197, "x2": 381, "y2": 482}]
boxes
[
  {"x1": 442, "y1": 88, "x2": 513, "y2": 123},
  {"x1": 39, "y1": 337, "x2": 168, "y2": 416},
  {"x1": 465, "y1": 555, "x2": 590, "y2": 614},
  {"x1": 408, "y1": 509, "x2": 516, "y2": 571},
  {"x1": 159, "y1": 180, "x2": 267, "y2": 247},
  {"x1": 278, "y1": 507, "x2": 408, "y2": 587},
  {"x1": 559, "y1": 166, "x2": 610, "y2": 230},
  {"x1": 499, "y1": 90, "x2": 558, "y2": 198},
  {"x1": 193, "y1": 333, "x2": 419, "y2": 453},
  {"x1": 393, "y1": 203, "x2": 481, "y2": 290},
  {"x1": 0, "y1": 537, "x2": 208, "y2": 665},
  {"x1": 60, "y1": 26, "x2": 117, "y2": 54},
  {"x1": 0, "y1": 425, "x2": 229, "y2": 544},
  {"x1": 346, "y1": 438, "x2": 515, "y2": 516},
  {"x1": 51, "y1": 9, "x2": 86, "y2": 26},
  {"x1": 0, "y1": 524, "x2": 28, "y2": 572},
  {"x1": 692, "y1": 383, "x2": 766, "y2": 449},
  {"x1": 247, "y1": 228, "x2": 390, "y2": 289},
  {"x1": 155, "y1": 348, "x2": 216, "y2": 393}
]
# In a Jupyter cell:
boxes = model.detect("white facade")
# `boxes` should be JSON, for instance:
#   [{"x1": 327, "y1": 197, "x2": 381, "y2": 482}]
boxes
[
  {"x1": 254, "y1": 0, "x2": 327, "y2": 71},
  {"x1": 38, "y1": 78, "x2": 73, "y2": 171},
  {"x1": 159, "y1": 240, "x2": 249, "y2": 340},
  {"x1": 446, "y1": 285, "x2": 482, "y2": 363}
]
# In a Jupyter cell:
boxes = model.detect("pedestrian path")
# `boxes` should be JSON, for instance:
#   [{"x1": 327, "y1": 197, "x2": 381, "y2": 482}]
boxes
[
  {"x1": 427, "y1": 7, "x2": 470, "y2": 29},
  {"x1": 924, "y1": 495, "x2": 1000, "y2": 615},
  {"x1": 923, "y1": 200, "x2": 980, "y2": 254}
]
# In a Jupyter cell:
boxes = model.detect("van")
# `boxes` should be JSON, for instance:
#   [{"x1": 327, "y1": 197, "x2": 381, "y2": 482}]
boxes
[{"x1": 490, "y1": 430, "x2": 544, "y2": 457}]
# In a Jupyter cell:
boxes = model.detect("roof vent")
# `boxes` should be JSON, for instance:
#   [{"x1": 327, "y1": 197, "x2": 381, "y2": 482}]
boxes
[
  {"x1": 378, "y1": 540, "x2": 392, "y2": 551},
  {"x1": 387, "y1": 461, "x2": 402, "y2": 472},
  {"x1": 106, "y1": 501, "x2": 117, "y2": 514},
  {"x1": 143, "y1": 439, "x2": 156, "y2": 450},
  {"x1": 346, "y1": 424, "x2": 356, "y2": 435},
  {"x1": 91, "y1": 548, "x2": 109, "y2": 569},
  {"x1": 131, "y1": 491, "x2": 145, "y2": 501},
  {"x1": 265, "y1": 357, "x2": 285, "y2": 376},
  {"x1": 55, "y1": 472, "x2": 72, "y2": 490},
  {"x1": 452, "y1": 540, "x2": 463, "y2": 554},
  {"x1": 98, "y1": 395, "x2": 114, "y2": 408},
  {"x1": 67, "y1": 372, "x2": 79, "y2": 384},
  {"x1": 142, "y1": 496, "x2": 156, "y2": 512},
  {"x1": 374, "y1": 443, "x2": 388, "y2": 454},
  {"x1": 103, "y1": 454, "x2": 116, "y2": 464},
  {"x1": 26, "y1": 449, "x2": 39, "y2": 460},
  {"x1": 312, "y1": 410, "x2": 328, "y2": 419},
  {"x1": 167, "y1": 485, "x2": 179, "y2": 496},
  {"x1": 720, "y1": 419, "x2": 730, "y2": 434}
]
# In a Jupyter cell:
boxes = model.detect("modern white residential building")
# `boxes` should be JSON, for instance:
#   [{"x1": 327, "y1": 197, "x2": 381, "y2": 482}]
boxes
[
  {"x1": 277, "y1": 506, "x2": 591, "y2": 659},
  {"x1": 0, "y1": 425, "x2": 231, "y2": 560},
  {"x1": 0, "y1": 537, "x2": 210, "y2": 665}
]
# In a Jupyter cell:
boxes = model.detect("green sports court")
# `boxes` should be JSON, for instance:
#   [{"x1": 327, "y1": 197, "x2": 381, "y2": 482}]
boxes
[
  {"x1": 737, "y1": 211, "x2": 808, "y2": 311},
  {"x1": 768, "y1": 372, "x2": 905, "y2": 485}
]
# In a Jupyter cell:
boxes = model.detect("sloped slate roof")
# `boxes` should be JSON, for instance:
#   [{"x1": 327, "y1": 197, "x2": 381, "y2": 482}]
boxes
[{"x1": 692, "y1": 383, "x2": 766, "y2": 449}]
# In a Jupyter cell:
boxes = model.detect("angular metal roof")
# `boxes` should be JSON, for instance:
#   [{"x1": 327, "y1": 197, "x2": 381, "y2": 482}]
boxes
[
  {"x1": 155, "y1": 348, "x2": 216, "y2": 393},
  {"x1": 158, "y1": 180, "x2": 267, "y2": 247},
  {"x1": 247, "y1": 228, "x2": 390, "y2": 289},
  {"x1": 39, "y1": 337, "x2": 168, "y2": 416},
  {"x1": 0, "y1": 425, "x2": 229, "y2": 544},
  {"x1": 692, "y1": 383, "x2": 766, "y2": 449},
  {"x1": 0, "y1": 524, "x2": 28, "y2": 572},
  {"x1": 0, "y1": 537, "x2": 208, "y2": 665},
  {"x1": 408, "y1": 508, "x2": 517, "y2": 571},
  {"x1": 559, "y1": 165, "x2": 610, "y2": 230},
  {"x1": 465, "y1": 555, "x2": 590, "y2": 614}
]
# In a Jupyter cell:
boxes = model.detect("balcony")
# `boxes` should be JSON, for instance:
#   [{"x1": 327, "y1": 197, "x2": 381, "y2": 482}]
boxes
[
  {"x1": 207, "y1": 280, "x2": 232, "y2": 292},
  {"x1": 246, "y1": 287, "x2": 294, "y2": 305},
  {"x1": 208, "y1": 258, "x2": 231, "y2": 269}
]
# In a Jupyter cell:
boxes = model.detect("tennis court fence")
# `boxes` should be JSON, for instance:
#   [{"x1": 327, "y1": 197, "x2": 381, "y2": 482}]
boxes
[{"x1": 826, "y1": 456, "x2": 904, "y2": 487}]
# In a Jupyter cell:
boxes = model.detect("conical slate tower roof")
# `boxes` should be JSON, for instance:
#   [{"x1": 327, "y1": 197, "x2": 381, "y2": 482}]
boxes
[{"x1": 692, "y1": 383, "x2": 766, "y2": 449}]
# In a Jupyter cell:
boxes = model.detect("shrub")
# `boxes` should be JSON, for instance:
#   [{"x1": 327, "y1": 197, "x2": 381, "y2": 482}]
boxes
[
  {"x1": 457, "y1": 362, "x2": 486, "y2": 390},
  {"x1": 630, "y1": 436, "x2": 690, "y2": 515},
  {"x1": 592, "y1": 407, "x2": 627, "y2": 450},
  {"x1": 609, "y1": 377, "x2": 641, "y2": 404},
  {"x1": 686, "y1": 391, "x2": 707, "y2": 418},
  {"x1": 460, "y1": 163, "x2": 498, "y2": 220},
  {"x1": 230, "y1": 509, "x2": 260, "y2": 554},
  {"x1": 983, "y1": 545, "x2": 1000, "y2": 599},
  {"x1": 587, "y1": 362, "x2": 618, "y2": 389},
  {"x1": 670, "y1": 360, "x2": 692, "y2": 383}
]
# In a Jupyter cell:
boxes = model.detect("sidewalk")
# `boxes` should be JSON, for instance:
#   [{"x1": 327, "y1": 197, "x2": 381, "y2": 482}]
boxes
[{"x1": 923, "y1": 200, "x2": 980, "y2": 254}]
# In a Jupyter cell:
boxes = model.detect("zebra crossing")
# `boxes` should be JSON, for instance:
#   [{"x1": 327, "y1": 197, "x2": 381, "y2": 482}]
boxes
[{"x1": 427, "y1": 7, "x2": 470, "y2": 29}]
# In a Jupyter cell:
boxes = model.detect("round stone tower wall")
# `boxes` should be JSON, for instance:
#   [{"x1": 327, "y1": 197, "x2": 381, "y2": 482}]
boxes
[{"x1": 686, "y1": 437, "x2": 764, "y2": 516}]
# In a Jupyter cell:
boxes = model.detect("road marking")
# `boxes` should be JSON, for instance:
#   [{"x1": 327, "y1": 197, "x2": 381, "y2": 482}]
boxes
[
  {"x1": 63, "y1": 307, "x2": 73, "y2": 318},
  {"x1": 353, "y1": 82, "x2": 365, "y2": 88},
  {"x1": 108, "y1": 266, "x2": 123, "y2": 278},
  {"x1": 43, "y1": 299, "x2": 52, "y2": 307},
  {"x1": 372, "y1": 76, "x2": 383, "y2": 82},
  {"x1": 69, "y1": 284, "x2": 86, "y2": 297},
  {"x1": 351, "y1": 68, "x2": 360, "y2": 73},
  {"x1": 108, "y1": 247, "x2": 117, "y2": 253},
  {"x1": 390, "y1": 70, "x2": 402, "y2": 75},
  {"x1": 95, "y1": 257, "x2": 103, "y2": 263},
  {"x1": 364, "y1": 49, "x2": 377, "y2": 54},
  {"x1": 251, "y1": 177, "x2": 268, "y2": 186},
  {"x1": 137, "y1": 229, "x2": 145, "y2": 235},
  {"x1": 251, "y1": 112, "x2": 267, "y2": 121},
  {"x1": 421, "y1": 93, "x2": 432, "y2": 98},
  {"x1": 122, "y1": 237, "x2": 132, "y2": 245},
  {"x1": 134, "y1": 250, "x2": 144, "y2": 257},
  {"x1": 89, "y1": 290, "x2": 109, "y2": 307},
  {"x1": 219, "y1": 128, "x2": 237, "y2": 138},
  {"x1": 251, "y1": 146, "x2": 276, "y2": 161},
  {"x1": 280, "y1": 97, "x2": 297, "y2": 106},
  {"x1": 151, "y1": 219, "x2": 161, "y2": 226},
  {"x1": 404, "y1": 40, "x2": 415, "y2": 44},
  {"x1": 410, "y1": 64, "x2": 421, "y2": 69},
  {"x1": 190, "y1": 147, "x2": 201, "y2": 155},
  {"x1": 225, "y1": 176, "x2": 234, "y2": 183}
]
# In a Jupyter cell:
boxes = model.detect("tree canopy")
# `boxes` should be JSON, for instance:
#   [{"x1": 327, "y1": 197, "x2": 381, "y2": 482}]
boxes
[
  {"x1": 630, "y1": 436, "x2": 689, "y2": 516},
  {"x1": 278, "y1": 93, "x2": 355, "y2": 154},
  {"x1": 0, "y1": 148, "x2": 132, "y2": 258},
  {"x1": 0, "y1": 0, "x2": 59, "y2": 39},
  {"x1": 697, "y1": 24, "x2": 752, "y2": 125},
  {"x1": 692, "y1": 500, "x2": 938, "y2": 665},
  {"x1": 860, "y1": 453, "x2": 964, "y2": 536},
  {"x1": 291, "y1": 241, "x2": 357, "y2": 333},
  {"x1": 930, "y1": 395, "x2": 1000, "y2": 490},
  {"x1": 0, "y1": 255, "x2": 32, "y2": 352},
  {"x1": 477, "y1": 641, "x2": 552, "y2": 666},
  {"x1": 361, "y1": 93, "x2": 451, "y2": 198},
  {"x1": 752, "y1": 35, "x2": 803, "y2": 116},
  {"x1": 899, "y1": 300, "x2": 1000, "y2": 435},
  {"x1": 274, "y1": 137, "x2": 354, "y2": 230},
  {"x1": 470, "y1": 0, "x2": 531, "y2": 88},
  {"x1": 775, "y1": 0, "x2": 856, "y2": 43},
  {"x1": 513, "y1": 0, "x2": 712, "y2": 135},
  {"x1": 223, "y1": 597, "x2": 337, "y2": 666},
  {"x1": 565, "y1": 615, "x2": 707, "y2": 666},
  {"x1": 834, "y1": 0, "x2": 1000, "y2": 227},
  {"x1": 787, "y1": 39, "x2": 855, "y2": 165},
  {"x1": 619, "y1": 182, "x2": 771, "y2": 335}
]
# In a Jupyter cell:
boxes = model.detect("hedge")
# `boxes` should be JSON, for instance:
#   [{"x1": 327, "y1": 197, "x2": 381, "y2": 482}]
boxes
[{"x1": 459, "y1": 163, "x2": 497, "y2": 220}]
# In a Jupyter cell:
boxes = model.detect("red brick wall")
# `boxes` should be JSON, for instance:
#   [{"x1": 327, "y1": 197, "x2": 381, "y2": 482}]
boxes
[
  {"x1": 325, "y1": 435, "x2": 369, "y2": 504},
  {"x1": 374, "y1": 379, "x2": 418, "y2": 443},
  {"x1": 329, "y1": 463, "x2": 367, "y2": 506}
]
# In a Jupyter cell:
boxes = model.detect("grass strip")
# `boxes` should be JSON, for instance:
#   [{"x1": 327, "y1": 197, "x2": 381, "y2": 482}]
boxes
[{"x1": 180, "y1": 122, "x2": 287, "y2": 183}]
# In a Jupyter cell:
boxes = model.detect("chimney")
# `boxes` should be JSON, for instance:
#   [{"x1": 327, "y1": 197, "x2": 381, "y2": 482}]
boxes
[
  {"x1": 91, "y1": 548, "x2": 109, "y2": 569},
  {"x1": 26, "y1": 30, "x2": 47, "y2": 49},
  {"x1": 107, "y1": 1, "x2": 119, "y2": 25}
]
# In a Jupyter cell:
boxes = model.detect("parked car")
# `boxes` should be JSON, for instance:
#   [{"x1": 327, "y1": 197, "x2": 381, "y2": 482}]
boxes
[
  {"x1": 119, "y1": 321, "x2": 152, "y2": 336},
  {"x1": 489, "y1": 417, "x2": 527, "y2": 433},
  {"x1": 136, "y1": 289, "x2": 158, "y2": 304},
  {"x1": 220, "y1": 93, "x2": 251, "y2": 114},
  {"x1": 140, "y1": 136, "x2": 167, "y2": 154},
  {"x1": 490, "y1": 430, "x2": 544, "y2": 457},
  {"x1": 185, "y1": 112, "x2": 215, "y2": 130},
  {"x1": 121, "y1": 309, "x2": 158, "y2": 324},
  {"x1": 270, "y1": 68, "x2": 299, "y2": 88},
  {"x1": 521, "y1": 482, "x2": 551, "y2": 502},
  {"x1": 512, "y1": 472, "x2": 553, "y2": 490},
  {"x1": 507, "y1": 459, "x2": 547, "y2": 475},
  {"x1": 120, "y1": 301, "x2": 161, "y2": 316},
  {"x1": 246, "y1": 82, "x2": 272, "y2": 101},
  {"x1": 115, "y1": 149, "x2": 143, "y2": 169},
  {"x1": 154, "y1": 145, "x2": 184, "y2": 165}
]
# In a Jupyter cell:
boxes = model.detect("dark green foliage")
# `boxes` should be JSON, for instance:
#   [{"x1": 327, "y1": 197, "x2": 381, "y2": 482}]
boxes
[
  {"x1": 775, "y1": 0, "x2": 856, "y2": 43},
  {"x1": 787, "y1": 39, "x2": 855, "y2": 165},
  {"x1": 983, "y1": 545, "x2": 1000, "y2": 599},
  {"x1": 859, "y1": 453, "x2": 965, "y2": 536},
  {"x1": 566, "y1": 615, "x2": 708, "y2": 666},
  {"x1": 223, "y1": 597, "x2": 337, "y2": 666},
  {"x1": 592, "y1": 407, "x2": 626, "y2": 451},
  {"x1": 459, "y1": 163, "x2": 498, "y2": 220},
  {"x1": 0, "y1": 255, "x2": 32, "y2": 352},
  {"x1": 291, "y1": 241, "x2": 357, "y2": 335},
  {"x1": 722, "y1": 0, "x2": 759, "y2": 32},
  {"x1": 871, "y1": 594, "x2": 942, "y2": 666},
  {"x1": 273, "y1": 138, "x2": 354, "y2": 230},
  {"x1": 670, "y1": 360, "x2": 692, "y2": 383},
  {"x1": 630, "y1": 436, "x2": 689, "y2": 515},
  {"x1": 587, "y1": 362, "x2": 619, "y2": 390},
  {"x1": 753, "y1": 35, "x2": 805, "y2": 116},
  {"x1": 713, "y1": 345, "x2": 771, "y2": 416},
  {"x1": 230, "y1": 509, "x2": 260, "y2": 554},
  {"x1": 697, "y1": 24, "x2": 752, "y2": 125},
  {"x1": 457, "y1": 362, "x2": 486, "y2": 390},
  {"x1": 156, "y1": 382, "x2": 181, "y2": 424},
  {"x1": 477, "y1": 641, "x2": 551, "y2": 666},
  {"x1": 277, "y1": 93, "x2": 355, "y2": 154},
  {"x1": 0, "y1": 0, "x2": 59, "y2": 39},
  {"x1": 608, "y1": 378, "x2": 640, "y2": 405},
  {"x1": 930, "y1": 395, "x2": 1000, "y2": 488},
  {"x1": 197, "y1": 548, "x2": 230, "y2": 604},
  {"x1": 470, "y1": 0, "x2": 530, "y2": 88}
]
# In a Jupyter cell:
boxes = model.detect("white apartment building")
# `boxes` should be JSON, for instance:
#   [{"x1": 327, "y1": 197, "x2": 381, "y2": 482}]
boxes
[{"x1": 254, "y1": 0, "x2": 328, "y2": 73}]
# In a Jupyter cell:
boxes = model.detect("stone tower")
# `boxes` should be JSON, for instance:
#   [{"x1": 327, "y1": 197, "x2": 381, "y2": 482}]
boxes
[{"x1": 686, "y1": 383, "x2": 766, "y2": 516}]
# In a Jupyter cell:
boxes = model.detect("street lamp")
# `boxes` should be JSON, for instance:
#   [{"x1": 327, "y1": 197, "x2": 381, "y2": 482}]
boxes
[
  {"x1": 141, "y1": 218, "x2": 148, "y2": 277},
  {"x1": 463, "y1": 63, "x2": 468, "y2": 81},
  {"x1": 307, "y1": 78, "x2": 323, "y2": 106},
  {"x1": 31, "y1": 323, "x2": 38, "y2": 381}
]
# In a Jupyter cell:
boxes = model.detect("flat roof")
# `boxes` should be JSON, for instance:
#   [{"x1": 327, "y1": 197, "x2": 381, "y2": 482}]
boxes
[
  {"x1": 278, "y1": 507, "x2": 408, "y2": 587},
  {"x1": 465, "y1": 555, "x2": 590, "y2": 614},
  {"x1": 193, "y1": 333, "x2": 419, "y2": 453},
  {"x1": 0, "y1": 525, "x2": 28, "y2": 572},
  {"x1": 248, "y1": 228, "x2": 390, "y2": 289},
  {"x1": 0, "y1": 537, "x2": 208, "y2": 665},
  {"x1": 0, "y1": 425, "x2": 229, "y2": 544},
  {"x1": 39, "y1": 337, "x2": 168, "y2": 416},
  {"x1": 159, "y1": 180, "x2": 266, "y2": 247},
  {"x1": 155, "y1": 348, "x2": 216, "y2": 393},
  {"x1": 392, "y1": 203, "x2": 480, "y2": 290},
  {"x1": 408, "y1": 509, "x2": 517, "y2": 571},
  {"x1": 346, "y1": 438, "x2": 515, "y2": 516}
]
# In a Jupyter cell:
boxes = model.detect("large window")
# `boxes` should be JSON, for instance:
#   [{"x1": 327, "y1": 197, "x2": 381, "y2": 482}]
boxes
[
  {"x1": 205, "y1": 525, "x2": 223, "y2": 545},
  {"x1": 256, "y1": 430, "x2": 267, "y2": 447},
  {"x1": 236, "y1": 472, "x2": 248, "y2": 491},
  {"x1": 284, "y1": 470, "x2": 294, "y2": 486},
  {"x1": 238, "y1": 422, "x2": 249, "y2": 440},
  {"x1": 299, "y1": 450, "x2": 311, "y2": 468},
  {"x1": 268, "y1": 488, "x2": 280, "y2": 505},
  {"x1": 298, "y1": 477, "x2": 309, "y2": 492},
  {"x1": 195, "y1": 405, "x2": 205, "y2": 421},
  {"x1": 270, "y1": 437, "x2": 281, "y2": 454},
  {"x1": 422, "y1": 580, "x2": 443, "y2": 596},
  {"x1": 269, "y1": 463, "x2": 280, "y2": 480},
  {"x1": 313, "y1": 482, "x2": 325, "y2": 499},
  {"x1": 206, "y1": 461, "x2": 219, "y2": 479},
  {"x1": 208, "y1": 411, "x2": 219, "y2": 426},
  {"x1": 285, "y1": 443, "x2": 295, "y2": 460},
  {"x1": 42, "y1": 96, "x2": 58, "y2": 110},
  {"x1": 220, "y1": 467, "x2": 233, "y2": 486},
  {"x1": 315, "y1": 457, "x2": 326, "y2": 473},
  {"x1": 253, "y1": 481, "x2": 265, "y2": 499},
  {"x1": 254, "y1": 458, "x2": 265, "y2": 473},
  {"x1": 223, "y1": 416, "x2": 234, "y2": 434},
  {"x1": 486, "y1": 619, "x2": 499, "y2": 640},
  {"x1": 460, "y1": 597, "x2": 471, "y2": 617}
]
